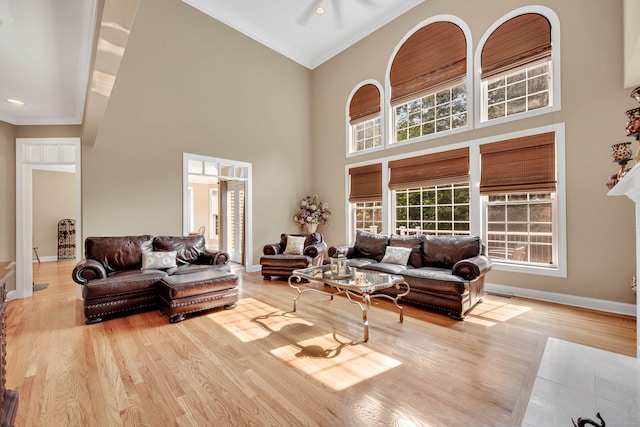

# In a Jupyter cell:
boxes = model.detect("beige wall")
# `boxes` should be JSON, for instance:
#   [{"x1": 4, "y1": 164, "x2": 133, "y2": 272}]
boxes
[
  {"x1": 312, "y1": 0, "x2": 636, "y2": 304},
  {"x1": 82, "y1": 0, "x2": 313, "y2": 263},
  {"x1": 33, "y1": 170, "x2": 76, "y2": 258}
]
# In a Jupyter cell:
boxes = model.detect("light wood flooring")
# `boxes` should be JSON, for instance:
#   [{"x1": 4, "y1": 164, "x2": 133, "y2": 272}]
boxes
[{"x1": 4, "y1": 260, "x2": 636, "y2": 426}]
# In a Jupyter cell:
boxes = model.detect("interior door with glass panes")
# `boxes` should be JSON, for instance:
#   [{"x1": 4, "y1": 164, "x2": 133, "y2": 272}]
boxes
[{"x1": 225, "y1": 180, "x2": 245, "y2": 265}]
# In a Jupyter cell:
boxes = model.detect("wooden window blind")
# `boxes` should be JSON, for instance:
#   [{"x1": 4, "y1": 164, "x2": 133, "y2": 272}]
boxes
[
  {"x1": 349, "y1": 164, "x2": 383, "y2": 202},
  {"x1": 480, "y1": 132, "x2": 556, "y2": 194},
  {"x1": 389, "y1": 22, "x2": 466, "y2": 105},
  {"x1": 388, "y1": 148, "x2": 469, "y2": 190},
  {"x1": 349, "y1": 84, "x2": 381, "y2": 124},
  {"x1": 481, "y1": 13, "x2": 551, "y2": 79}
]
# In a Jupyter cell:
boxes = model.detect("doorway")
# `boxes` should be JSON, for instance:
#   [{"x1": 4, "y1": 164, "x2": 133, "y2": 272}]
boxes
[
  {"x1": 15, "y1": 138, "x2": 82, "y2": 300},
  {"x1": 183, "y1": 153, "x2": 252, "y2": 268}
]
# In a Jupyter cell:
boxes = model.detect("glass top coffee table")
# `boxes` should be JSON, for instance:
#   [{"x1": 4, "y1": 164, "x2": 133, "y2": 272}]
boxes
[{"x1": 288, "y1": 265, "x2": 410, "y2": 342}]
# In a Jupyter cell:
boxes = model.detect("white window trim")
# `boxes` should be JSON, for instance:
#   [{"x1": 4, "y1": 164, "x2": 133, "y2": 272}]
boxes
[
  {"x1": 475, "y1": 123, "x2": 567, "y2": 278},
  {"x1": 474, "y1": 5, "x2": 562, "y2": 129},
  {"x1": 346, "y1": 79, "x2": 385, "y2": 158},
  {"x1": 343, "y1": 122, "x2": 567, "y2": 278},
  {"x1": 384, "y1": 14, "x2": 474, "y2": 149}
]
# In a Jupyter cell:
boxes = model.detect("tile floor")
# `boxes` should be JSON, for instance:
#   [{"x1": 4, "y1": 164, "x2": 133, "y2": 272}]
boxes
[{"x1": 522, "y1": 337, "x2": 640, "y2": 426}]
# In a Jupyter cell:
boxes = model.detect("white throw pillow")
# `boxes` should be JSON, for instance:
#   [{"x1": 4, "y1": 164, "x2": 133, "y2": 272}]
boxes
[
  {"x1": 142, "y1": 251, "x2": 178, "y2": 270},
  {"x1": 380, "y1": 246, "x2": 412, "y2": 265},
  {"x1": 283, "y1": 235, "x2": 306, "y2": 255}
]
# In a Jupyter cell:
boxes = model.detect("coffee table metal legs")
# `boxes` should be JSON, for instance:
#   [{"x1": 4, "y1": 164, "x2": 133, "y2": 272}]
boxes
[{"x1": 289, "y1": 274, "x2": 410, "y2": 342}]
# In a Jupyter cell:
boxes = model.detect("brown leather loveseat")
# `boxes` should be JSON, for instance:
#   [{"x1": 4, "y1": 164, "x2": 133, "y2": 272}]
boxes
[
  {"x1": 328, "y1": 230, "x2": 492, "y2": 319},
  {"x1": 72, "y1": 234, "x2": 236, "y2": 324}
]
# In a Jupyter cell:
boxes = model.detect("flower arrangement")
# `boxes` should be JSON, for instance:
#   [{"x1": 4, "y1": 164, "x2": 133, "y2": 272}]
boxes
[{"x1": 293, "y1": 194, "x2": 331, "y2": 226}]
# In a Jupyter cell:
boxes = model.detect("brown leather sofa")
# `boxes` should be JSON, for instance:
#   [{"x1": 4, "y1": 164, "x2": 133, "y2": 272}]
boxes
[
  {"x1": 72, "y1": 235, "x2": 236, "y2": 324},
  {"x1": 328, "y1": 230, "x2": 492, "y2": 320},
  {"x1": 260, "y1": 232, "x2": 327, "y2": 279}
]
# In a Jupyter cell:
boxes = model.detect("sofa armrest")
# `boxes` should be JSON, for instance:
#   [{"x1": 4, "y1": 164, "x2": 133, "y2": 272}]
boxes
[
  {"x1": 452, "y1": 255, "x2": 492, "y2": 280},
  {"x1": 198, "y1": 249, "x2": 230, "y2": 265},
  {"x1": 72, "y1": 259, "x2": 107, "y2": 284},
  {"x1": 327, "y1": 245, "x2": 355, "y2": 258},
  {"x1": 304, "y1": 241, "x2": 327, "y2": 259},
  {"x1": 263, "y1": 243, "x2": 283, "y2": 256}
]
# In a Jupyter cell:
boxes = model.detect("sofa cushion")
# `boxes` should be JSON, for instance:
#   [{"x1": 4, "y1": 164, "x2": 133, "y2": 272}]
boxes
[
  {"x1": 153, "y1": 235, "x2": 205, "y2": 265},
  {"x1": 346, "y1": 258, "x2": 378, "y2": 269},
  {"x1": 353, "y1": 230, "x2": 389, "y2": 262},
  {"x1": 422, "y1": 235, "x2": 481, "y2": 268},
  {"x1": 380, "y1": 246, "x2": 412, "y2": 265},
  {"x1": 284, "y1": 235, "x2": 306, "y2": 255},
  {"x1": 142, "y1": 251, "x2": 177, "y2": 270},
  {"x1": 389, "y1": 234, "x2": 423, "y2": 267},
  {"x1": 83, "y1": 269, "x2": 167, "y2": 299},
  {"x1": 85, "y1": 235, "x2": 154, "y2": 274},
  {"x1": 401, "y1": 267, "x2": 467, "y2": 295},
  {"x1": 359, "y1": 262, "x2": 411, "y2": 275}
]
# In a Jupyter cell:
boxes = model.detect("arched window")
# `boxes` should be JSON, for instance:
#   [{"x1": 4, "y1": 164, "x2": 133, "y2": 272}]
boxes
[
  {"x1": 389, "y1": 21, "x2": 468, "y2": 143},
  {"x1": 348, "y1": 83, "x2": 382, "y2": 153},
  {"x1": 479, "y1": 10, "x2": 558, "y2": 122}
]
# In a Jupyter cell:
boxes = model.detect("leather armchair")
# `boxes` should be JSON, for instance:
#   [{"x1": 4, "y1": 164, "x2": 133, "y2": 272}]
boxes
[{"x1": 260, "y1": 232, "x2": 327, "y2": 280}]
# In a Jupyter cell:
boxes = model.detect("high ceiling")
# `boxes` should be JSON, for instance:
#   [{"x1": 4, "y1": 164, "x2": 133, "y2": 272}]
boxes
[
  {"x1": 183, "y1": 0, "x2": 425, "y2": 69},
  {"x1": 0, "y1": 0, "x2": 97, "y2": 126},
  {"x1": 0, "y1": 0, "x2": 425, "y2": 126}
]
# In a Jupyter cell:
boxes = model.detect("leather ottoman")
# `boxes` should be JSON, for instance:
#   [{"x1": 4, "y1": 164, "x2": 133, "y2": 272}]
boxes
[{"x1": 159, "y1": 269, "x2": 239, "y2": 323}]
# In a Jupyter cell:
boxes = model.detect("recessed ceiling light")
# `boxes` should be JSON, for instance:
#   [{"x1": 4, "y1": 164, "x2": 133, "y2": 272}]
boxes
[
  {"x1": 6, "y1": 98, "x2": 24, "y2": 106},
  {"x1": 315, "y1": 7, "x2": 325, "y2": 15}
]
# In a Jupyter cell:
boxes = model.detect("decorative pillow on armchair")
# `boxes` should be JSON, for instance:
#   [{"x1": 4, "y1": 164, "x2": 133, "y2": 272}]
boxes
[
  {"x1": 142, "y1": 251, "x2": 178, "y2": 270},
  {"x1": 284, "y1": 235, "x2": 306, "y2": 255}
]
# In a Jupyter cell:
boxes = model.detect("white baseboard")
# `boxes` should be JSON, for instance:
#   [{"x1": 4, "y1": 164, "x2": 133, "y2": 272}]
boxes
[
  {"x1": 32, "y1": 256, "x2": 58, "y2": 263},
  {"x1": 246, "y1": 264, "x2": 262, "y2": 273},
  {"x1": 486, "y1": 282, "x2": 637, "y2": 317}
]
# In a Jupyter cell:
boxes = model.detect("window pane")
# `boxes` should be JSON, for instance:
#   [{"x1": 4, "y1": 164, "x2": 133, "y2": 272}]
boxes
[
  {"x1": 485, "y1": 192, "x2": 555, "y2": 266},
  {"x1": 483, "y1": 60, "x2": 553, "y2": 122},
  {"x1": 507, "y1": 205, "x2": 528, "y2": 221},
  {"x1": 528, "y1": 92, "x2": 549, "y2": 111},
  {"x1": 507, "y1": 81, "x2": 526, "y2": 99},
  {"x1": 393, "y1": 81, "x2": 467, "y2": 143},
  {"x1": 395, "y1": 182, "x2": 469, "y2": 236},
  {"x1": 506, "y1": 98, "x2": 526, "y2": 115}
]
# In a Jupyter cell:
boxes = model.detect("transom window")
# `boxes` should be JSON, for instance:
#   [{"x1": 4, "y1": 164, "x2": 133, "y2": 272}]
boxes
[
  {"x1": 394, "y1": 83, "x2": 467, "y2": 143},
  {"x1": 483, "y1": 61, "x2": 551, "y2": 121},
  {"x1": 352, "y1": 117, "x2": 381, "y2": 152},
  {"x1": 484, "y1": 192, "x2": 555, "y2": 266},
  {"x1": 394, "y1": 182, "x2": 470, "y2": 235}
]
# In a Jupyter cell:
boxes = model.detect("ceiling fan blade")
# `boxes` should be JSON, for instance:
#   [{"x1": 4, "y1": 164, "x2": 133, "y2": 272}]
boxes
[
  {"x1": 331, "y1": 0, "x2": 343, "y2": 28},
  {"x1": 354, "y1": 0, "x2": 377, "y2": 6},
  {"x1": 297, "y1": 0, "x2": 324, "y2": 25}
]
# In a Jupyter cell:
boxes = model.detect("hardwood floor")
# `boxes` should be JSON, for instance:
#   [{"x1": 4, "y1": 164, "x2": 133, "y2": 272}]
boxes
[{"x1": 5, "y1": 260, "x2": 635, "y2": 426}]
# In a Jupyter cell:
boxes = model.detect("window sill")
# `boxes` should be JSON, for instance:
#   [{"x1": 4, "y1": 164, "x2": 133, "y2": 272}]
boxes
[{"x1": 490, "y1": 260, "x2": 566, "y2": 278}]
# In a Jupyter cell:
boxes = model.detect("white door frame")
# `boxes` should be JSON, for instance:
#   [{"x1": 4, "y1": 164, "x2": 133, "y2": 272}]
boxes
[
  {"x1": 182, "y1": 153, "x2": 252, "y2": 268},
  {"x1": 14, "y1": 138, "x2": 82, "y2": 300}
]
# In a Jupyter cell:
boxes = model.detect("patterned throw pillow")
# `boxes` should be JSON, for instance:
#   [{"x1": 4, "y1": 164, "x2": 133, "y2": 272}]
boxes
[
  {"x1": 380, "y1": 246, "x2": 412, "y2": 265},
  {"x1": 142, "y1": 251, "x2": 178, "y2": 270},
  {"x1": 283, "y1": 235, "x2": 306, "y2": 255}
]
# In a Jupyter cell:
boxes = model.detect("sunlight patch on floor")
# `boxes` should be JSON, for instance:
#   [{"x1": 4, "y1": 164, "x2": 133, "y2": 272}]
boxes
[
  {"x1": 270, "y1": 333, "x2": 402, "y2": 391},
  {"x1": 465, "y1": 298, "x2": 532, "y2": 326},
  {"x1": 209, "y1": 297, "x2": 313, "y2": 342}
]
